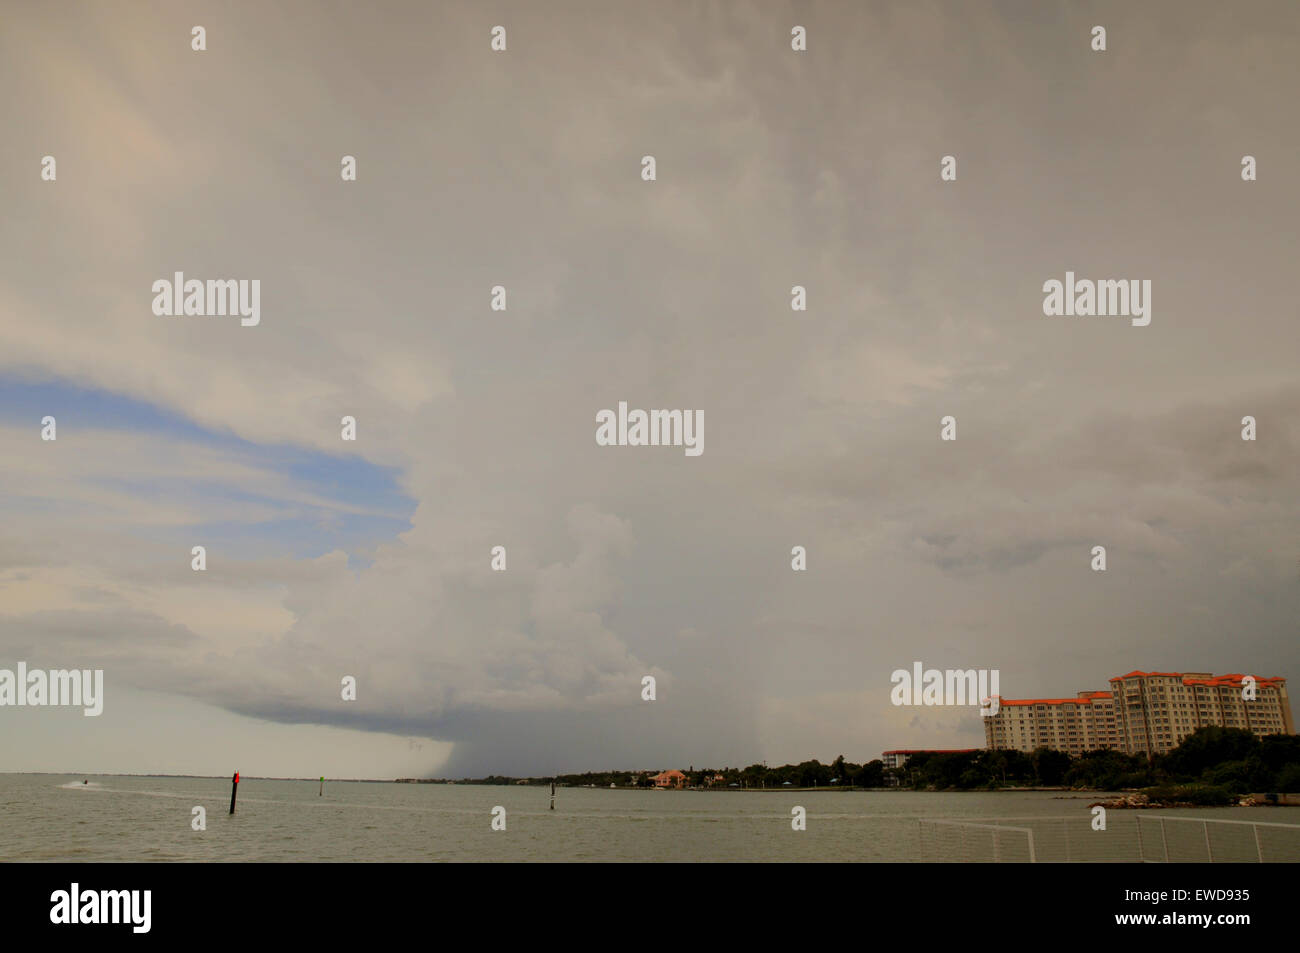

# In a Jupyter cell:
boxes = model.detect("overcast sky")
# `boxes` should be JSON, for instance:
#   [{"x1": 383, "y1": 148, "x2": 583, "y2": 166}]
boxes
[{"x1": 2, "y1": 0, "x2": 1298, "y2": 778}]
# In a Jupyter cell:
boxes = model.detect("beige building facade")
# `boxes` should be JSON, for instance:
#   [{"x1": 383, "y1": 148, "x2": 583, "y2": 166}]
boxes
[
  {"x1": 983, "y1": 690, "x2": 1119, "y2": 757},
  {"x1": 983, "y1": 671, "x2": 1292, "y2": 757}
]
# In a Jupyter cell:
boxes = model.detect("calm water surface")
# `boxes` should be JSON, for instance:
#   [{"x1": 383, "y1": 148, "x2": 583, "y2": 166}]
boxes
[{"x1": 2, "y1": 775, "x2": 1297, "y2": 862}]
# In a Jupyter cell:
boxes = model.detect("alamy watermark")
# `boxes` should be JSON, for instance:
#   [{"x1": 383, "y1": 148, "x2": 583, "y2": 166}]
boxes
[
  {"x1": 50, "y1": 883, "x2": 150, "y2": 933},
  {"x1": 0, "y1": 663, "x2": 103, "y2": 716},
  {"x1": 596, "y1": 402, "x2": 703, "y2": 456},
  {"x1": 1042, "y1": 272, "x2": 1150, "y2": 327},
  {"x1": 890, "y1": 662, "x2": 1000, "y2": 716},
  {"x1": 152, "y1": 272, "x2": 260, "y2": 326}
]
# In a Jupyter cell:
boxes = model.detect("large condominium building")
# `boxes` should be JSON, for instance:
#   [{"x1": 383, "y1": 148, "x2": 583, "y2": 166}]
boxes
[
  {"x1": 983, "y1": 671, "x2": 1292, "y2": 758},
  {"x1": 1109, "y1": 671, "x2": 1293, "y2": 757},
  {"x1": 982, "y1": 691, "x2": 1120, "y2": 757}
]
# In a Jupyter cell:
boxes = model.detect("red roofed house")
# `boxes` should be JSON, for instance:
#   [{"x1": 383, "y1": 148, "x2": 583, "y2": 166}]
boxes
[{"x1": 651, "y1": 769, "x2": 687, "y2": 789}]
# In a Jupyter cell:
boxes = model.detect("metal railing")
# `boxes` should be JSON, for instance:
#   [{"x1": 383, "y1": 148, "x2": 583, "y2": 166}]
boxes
[
  {"x1": 918, "y1": 814, "x2": 1300, "y2": 863},
  {"x1": 1136, "y1": 814, "x2": 1300, "y2": 863},
  {"x1": 918, "y1": 818, "x2": 1037, "y2": 862}
]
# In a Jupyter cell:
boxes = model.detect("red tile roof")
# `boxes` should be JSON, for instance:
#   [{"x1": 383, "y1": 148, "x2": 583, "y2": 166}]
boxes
[
  {"x1": 1183, "y1": 674, "x2": 1284, "y2": 687},
  {"x1": 990, "y1": 672, "x2": 1288, "y2": 711},
  {"x1": 1109, "y1": 671, "x2": 1285, "y2": 687}
]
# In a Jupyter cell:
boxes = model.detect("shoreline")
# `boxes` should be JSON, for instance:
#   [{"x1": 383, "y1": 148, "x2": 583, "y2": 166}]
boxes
[{"x1": 12, "y1": 773, "x2": 1300, "y2": 807}]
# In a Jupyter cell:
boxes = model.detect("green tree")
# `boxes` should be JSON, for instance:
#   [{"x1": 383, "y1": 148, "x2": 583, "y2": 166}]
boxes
[
  {"x1": 1257, "y1": 734, "x2": 1300, "y2": 774},
  {"x1": 831, "y1": 755, "x2": 848, "y2": 784},
  {"x1": 1030, "y1": 747, "x2": 1071, "y2": 785},
  {"x1": 1203, "y1": 759, "x2": 1256, "y2": 793},
  {"x1": 1276, "y1": 763, "x2": 1300, "y2": 793},
  {"x1": 1064, "y1": 749, "x2": 1144, "y2": 789},
  {"x1": 1161, "y1": 727, "x2": 1260, "y2": 779},
  {"x1": 855, "y1": 760, "x2": 885, "y2": 788}
]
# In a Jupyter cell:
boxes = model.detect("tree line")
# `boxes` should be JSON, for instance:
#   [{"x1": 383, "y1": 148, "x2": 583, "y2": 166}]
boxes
[
  {"x1": 891, "y1": 727, "x2": 1300, "y2": 795},
  {"x1": 459, "y1": 728, "x2": 1299, "y2": 795}
]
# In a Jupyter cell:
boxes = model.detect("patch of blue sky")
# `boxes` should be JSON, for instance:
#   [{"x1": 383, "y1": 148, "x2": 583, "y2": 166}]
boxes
[{"x1": 0, "y1": 374, "x2": 414, "y2": 565}]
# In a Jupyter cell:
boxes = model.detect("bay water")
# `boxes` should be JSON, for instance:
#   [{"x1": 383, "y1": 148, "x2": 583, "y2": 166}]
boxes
[{"x1": 2, "y1": 774, "x2": 1296, "y2": 862}]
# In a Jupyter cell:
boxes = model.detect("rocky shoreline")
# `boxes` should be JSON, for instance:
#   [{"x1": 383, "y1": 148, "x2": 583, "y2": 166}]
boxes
[{"x1": 1089, "y1": 792, "x2": 1296, "y2": 809}]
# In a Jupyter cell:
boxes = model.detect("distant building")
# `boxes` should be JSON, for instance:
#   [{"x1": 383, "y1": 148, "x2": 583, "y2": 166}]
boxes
[
  {"x1": 983, "y1": 670, "x2": 1293, "y2": 757},
  {"x1": 881, "y1": 749, "x2": 977, "y2": 771},
  {"x1": 1109, "y1": 671, "x2": 1292, "y2": 757},
  {"x1": 651, "y1": 769, "x2": 687, "y2": 789},
  {"x1": 982, "y1": 690, "x2": 1119, "y2": 757}
]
